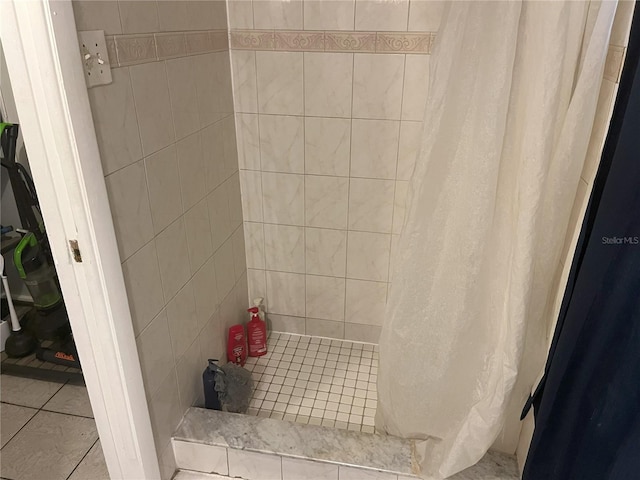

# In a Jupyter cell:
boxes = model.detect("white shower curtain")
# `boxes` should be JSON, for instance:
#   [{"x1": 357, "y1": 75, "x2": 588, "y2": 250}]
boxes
[{"x1": 377, "y1": 1, "x2": 617, "y2": 478}]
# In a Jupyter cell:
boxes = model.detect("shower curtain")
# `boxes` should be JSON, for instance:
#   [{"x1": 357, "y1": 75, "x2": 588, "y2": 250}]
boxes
[{"x1": 377, "y1": 1, "x2": 617, "y2": 478}]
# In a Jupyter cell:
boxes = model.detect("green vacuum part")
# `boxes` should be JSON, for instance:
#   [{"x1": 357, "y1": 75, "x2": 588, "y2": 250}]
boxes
[
  {"x1": 13, "y1": 232, "x2": 62, "y2": 310},
  {"x1": 0, "y1": 122, "x2": 13, "y2": 138}
]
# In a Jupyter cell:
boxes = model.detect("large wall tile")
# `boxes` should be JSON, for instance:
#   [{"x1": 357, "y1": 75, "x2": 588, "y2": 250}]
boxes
[
  {"x1": 268, "y1": 314, "x2": 306, "y2": 334},
  {"x1": 87, "y1": 68, "x2": 142, "y2": 175},
  {"x1": 130, "y1": 62, "x2": 175, "y2": 156},
  {"x1": 136, "y1": 310, "x2": 173, "y2": 398},
  {"x1": 173, "y1": 440, "x2": 229, "y2": 476},
  {"x1": 228, "y1": 449, "x2": 282, "y2": 480},
  {"x1": 166, "y1": 56, "x2": 200, "y2": 140},
  {"x1": 262, "y1": 172, "x2": 305, "y2": 225},
  {"x1": 231, "y1": 51, "x2": 259, "y2": 113},
  {"x1": 392, "y1": 181, "x2": 409, "y2": 234},
  {"x1": 228, "y1": 0, "x2": 254, "y2": 29},
  {"x1": 104, "y1": 160, "x2": 154, "y2": 260},
  {"x1": 264, "y1": 224, "x2": 305, "y2": 273},
  {"x1": 177, "y1": 133, "x2": 207, "y2": 212},
  {"x1": 305, "y1": 117, "x2": 351, "y2": 177},
  {"x1": 259, "y1": 115, "x2": 305, "y2": 173},
  {"x1": 245, "y1": 223, "x2": 265, "y2": 270},
  {"x1": 122, "y1": 240, "x2": 165, "y2": 336},
  {"x1": 166, "y1": 281, "x2": 199, "y2": 361},
  {"x1": 266, "y1": 271, "x2": 306, "y2": 316},
  {"x1": 192, "y1": 256, "x2": 219, "y2": 329},
  {"x1": 351, "y1": 119, "x2": 400, "y2": 179},
  {"x1": 214, "y1": 239, "x2": 237, "y2": 301},
  {"x1": 248, "y1": 269, "x2": 268, "y2": 306},
  {"x1": 304, "y1": 0, "x2": 356, "y2": 30},
  {"x1": 343, "y1": 323, "x2": 381, "y2": 344},
  {"x1": 256, "y1": 51, "x2": 304, "y2": 115},
  {"x1": 240, "y1": 170, "x2": 264, "y2": 222},
  {"x1": 193, "y1": 54, "x2": 219, "y2": 127},
  {"x1": 306, "y1": 275, "x2": 346, "y2": 321},
  {"x1": 202, "y1": 122, "x2": 226, "y2": 192},
  {"x1": 145, "y1": 145, "x2": 183, "y2": 234},
  {"x1": 407, "y1": 0, "x2": 445, "y2": 31},
  {"x1": 236, "y1": 114, "x2": 261, "y2": 170},
  {"x1": 346, "y1": 231, "x2": 391, "y2": 282},
  {"x1": 306, "y1": 318, "x2": 344, "y2": 339},
  {"x1": 348, "y1": 178, "x2": 395, "y2": 233},
  {"x1": 232, "y1": 226, "x2": 248, "y2": 281},
  {"x1": 156, "y1": 218, "x2": 192, "y2": 300},
  {"x1": 227, "y1": 173, "x2": 244, "y2": 231},
  {"x1": 72, "y1": 0, "x2": 122, "y2": 34},
  {"x1": 355, "y1": 0, "x2": 409, "y2": 31},
  {"x1": 305, "y1": 227, "x2": 347, "y2": 277},
  {"x1": 402, "y1": 55, "x2": 430, "y2": 121},
  {"x1": 353, "y1": 54, "x2": 405, "y2": 120},
  {"x1": 118, "y1": 1, "x2": 160, "y2": 34},
  {"x1": 157, "y1": 1, "x2": 189, "y2": 32},
  {"x1": 184, "y1": 200, "x2": 214, "y2": 273},
  {"x1": 148, "y1": 370, "x2": 182, "y2": 452},
  {"x1": 283, "y1": 457, "x2": 339, "y2": 480},
  {"x1": 345, "y1": 279, "x2": 387, "y2": 326},
  {"x1": 207, "y1": 183, "x2": 233, "y2": 251},
  {"x1": 175, "y1": 337, "x2": 202, "y2": 412},
  {"x1": 305, "y1": 176, "x2": 348, "y2": 229},
  {"x1": 397, "y1": 121, "x2": 422, "y2": 180},
  {"x1": 253, "y1": 0, "x2": 303, "y2": 29},
  {"x1": 304, "y1": 53, "x2": 353, "y2": 118}
]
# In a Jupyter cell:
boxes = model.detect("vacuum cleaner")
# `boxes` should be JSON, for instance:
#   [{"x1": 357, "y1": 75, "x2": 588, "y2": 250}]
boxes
[{"x1": 1, "y1": 121, "x2": 80, "y2": 368}]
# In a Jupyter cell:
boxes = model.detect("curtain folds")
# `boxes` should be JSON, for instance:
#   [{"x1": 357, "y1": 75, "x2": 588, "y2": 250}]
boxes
[{"x1": 376, "y1": 1, "x2": 617, "y2": 477}]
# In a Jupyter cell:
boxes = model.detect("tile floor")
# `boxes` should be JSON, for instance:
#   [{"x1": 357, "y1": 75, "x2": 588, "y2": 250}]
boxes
[
  {"x1": 244, "y1": 332, "x2": 379, "y2": 433},
  {"x1": 0, "y1": 374, "x2": 109, "y2": 480}
]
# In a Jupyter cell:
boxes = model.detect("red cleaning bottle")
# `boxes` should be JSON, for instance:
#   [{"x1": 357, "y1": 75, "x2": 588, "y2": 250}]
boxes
[
  {"x1": 247, "y1": 307, "x2": 267, "y2": 357},
  {"x1": 227, "y1": 324, "x2": 247, "y2": 366}
]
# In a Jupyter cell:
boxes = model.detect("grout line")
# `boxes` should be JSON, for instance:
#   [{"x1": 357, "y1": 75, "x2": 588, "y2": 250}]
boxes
[{"x1": 65, "y1": 437, "x2": 100, "y2": 480}]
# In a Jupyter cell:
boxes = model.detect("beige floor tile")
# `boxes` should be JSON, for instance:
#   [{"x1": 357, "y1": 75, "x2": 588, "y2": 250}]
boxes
[
  {"x1": 0, "y1": 402, "x2": 37, "y2": 447},
  {"x1": 0, "y1": 410, "x2": 98, "y2": 480},
  {"x1": 0, "y1": 374, "x2": 63, "y2": 408},
  {"x1": 43, "y1": 383, "x2": 94, "y2": 418},
  {"x1": 68, "y1": 440, "x2": 110, "y2": 480}
]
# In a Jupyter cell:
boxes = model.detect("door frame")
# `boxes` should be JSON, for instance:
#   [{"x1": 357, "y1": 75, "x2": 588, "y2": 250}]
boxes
[{"x1": 1, "y1": 1, "x2": 160, "y2": 478}]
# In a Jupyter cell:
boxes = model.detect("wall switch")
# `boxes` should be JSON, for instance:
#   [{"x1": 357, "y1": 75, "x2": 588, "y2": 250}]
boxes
[{"x1": 78, "y1": 30, "x2": 112, "y2": 88}]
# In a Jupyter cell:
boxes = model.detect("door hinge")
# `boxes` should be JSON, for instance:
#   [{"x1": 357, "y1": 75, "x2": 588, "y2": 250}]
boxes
[{"x1": 69, "y1": 240, "x2": 82, "y2": 263}]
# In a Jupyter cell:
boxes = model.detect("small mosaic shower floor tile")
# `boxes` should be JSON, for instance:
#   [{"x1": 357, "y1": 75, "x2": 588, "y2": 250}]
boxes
[{"x1": 244, "y1": 332, "x2": 378, "y2": 433}]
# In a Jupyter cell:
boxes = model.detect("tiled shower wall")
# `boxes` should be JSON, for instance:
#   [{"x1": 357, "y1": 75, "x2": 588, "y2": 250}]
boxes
[
  {"x1": 72, "y1": 2, "x2": 247, "y2": 478},
  {"x1": 230, "y1": 0, "x2": 444, "y2": 343}
]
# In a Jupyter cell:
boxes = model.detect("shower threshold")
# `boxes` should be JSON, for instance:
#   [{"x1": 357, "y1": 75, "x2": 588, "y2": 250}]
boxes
[
  {"x1": 244, "y1": 332, "x2": 378, "y2": 433},
  {"x1": 172, "y1": 332, "x2": 520, "y2": 479}
]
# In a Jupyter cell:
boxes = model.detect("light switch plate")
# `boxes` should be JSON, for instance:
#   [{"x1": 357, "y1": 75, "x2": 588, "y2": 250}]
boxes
[{"x1": 78, "y1": 30, "x2": 113, "y2": 88}]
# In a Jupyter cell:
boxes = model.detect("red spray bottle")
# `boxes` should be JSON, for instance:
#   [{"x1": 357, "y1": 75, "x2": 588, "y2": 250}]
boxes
[{"x1": 247, "y1": 301, "x2": 267, "y2": 357}]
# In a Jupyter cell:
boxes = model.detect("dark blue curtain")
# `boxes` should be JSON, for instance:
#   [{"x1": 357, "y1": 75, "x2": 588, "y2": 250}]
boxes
[{"x1": 521, "y1": 7, "x2": 640, "y2": 480}]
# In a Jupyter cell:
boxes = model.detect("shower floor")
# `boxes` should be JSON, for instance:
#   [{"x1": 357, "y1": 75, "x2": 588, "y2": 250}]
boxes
[{"x1": 245, "y1": 332, "x2": 378, "y2": 433}]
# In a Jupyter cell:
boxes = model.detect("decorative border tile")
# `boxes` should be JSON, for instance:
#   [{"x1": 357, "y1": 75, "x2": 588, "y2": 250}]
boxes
[
  {"x1": 109, "y1": 30, "x2": 228, "y2": 68},
  {"x1": 230, "y1": 30, "x2": 434, "y2": 54},
  {"x1": 230, "y1": 30, "x2": 275, "y2": 50},
  {"x1": 115, "y1": 34, "x2": 156, "y2": 66},
  {"x1": 604, "y1": 45, "x2": 625, "y2": 83},
  {"x1": 156, "y1": 33, "x2": 187, "y2": 60},
  {"x1": 325, "y1": 32, "x2": 376, "y2": 53},
  {"x1": 375, "y1": 32, "x2": 433, "y2": 54},
  {"x1": 274, "y1": 31, "x2": 325, "y2": 51}
]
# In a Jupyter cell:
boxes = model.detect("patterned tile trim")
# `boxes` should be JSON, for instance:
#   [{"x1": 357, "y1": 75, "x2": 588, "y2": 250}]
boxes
[
  {"x1": 106, "y1": 29, "x2": 229, "y2": 68},
  {"x1": 231, "y1": 29, "x2": 435, "y2": 54}
]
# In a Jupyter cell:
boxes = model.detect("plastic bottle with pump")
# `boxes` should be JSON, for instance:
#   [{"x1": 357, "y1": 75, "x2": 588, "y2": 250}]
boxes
[{"x1": 247, "y1": 297, "x2": 267, "y2": 357}]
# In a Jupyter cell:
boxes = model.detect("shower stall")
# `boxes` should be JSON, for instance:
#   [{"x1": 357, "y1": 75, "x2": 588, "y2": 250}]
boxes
[{"x1": 62, "y1": 0, "x2": 636, "y2": 478}]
